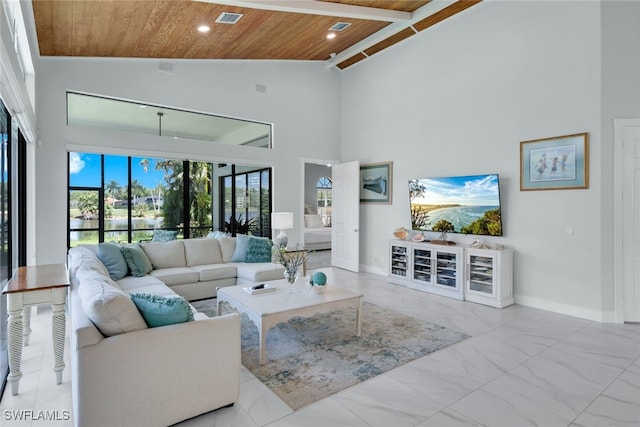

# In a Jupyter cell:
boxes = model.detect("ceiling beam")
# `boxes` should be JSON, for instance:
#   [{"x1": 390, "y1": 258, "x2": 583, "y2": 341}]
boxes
[
  {"x1": 326, "y1": 0, "x2": 460, "y2": 68},
  {"x1": 194, "y1": 0, "x2": 411, "y2": 22}
]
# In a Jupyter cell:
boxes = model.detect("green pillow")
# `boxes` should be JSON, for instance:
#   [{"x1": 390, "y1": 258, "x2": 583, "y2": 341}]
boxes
[
  {"x1": 120, "y1": 244, "x2": 153, "y2": 277},
  {"x1": 130, "y1": 293, "x2": 194, "y2": 328},
  {"x1": 97, "y1": 242, "x2": 128, "y2": 280},
  {"x1": 245, "y1": 236, "x2": 273, "y2": 263},
  {"x1": 152, "y1": 229, "x2": 178, "y2": 242}
]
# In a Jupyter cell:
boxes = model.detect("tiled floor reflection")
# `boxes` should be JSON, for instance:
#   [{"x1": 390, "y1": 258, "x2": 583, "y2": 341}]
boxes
[{"x1": 1, "y1": 267, "x2": 638, "y2": 426}]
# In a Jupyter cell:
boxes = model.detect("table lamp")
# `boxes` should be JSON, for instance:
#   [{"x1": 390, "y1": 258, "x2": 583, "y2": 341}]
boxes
[{"x1": 271, "y1": 212, "x2": 293, "y2": 248}]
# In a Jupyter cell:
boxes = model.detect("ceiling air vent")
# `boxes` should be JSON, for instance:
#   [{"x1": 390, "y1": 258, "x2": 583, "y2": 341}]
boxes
[
  {"x1": 216, "y1": 12, "x2": 243, "y2": 24},
  {"x1": 329, "y1": 22, "x2": 351, "y2": 32}
]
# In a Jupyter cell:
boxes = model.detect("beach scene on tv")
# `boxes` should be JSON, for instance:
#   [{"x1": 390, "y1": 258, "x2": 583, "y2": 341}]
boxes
[{"x1": 409, "y1": 174, "x2": 503, "y2": 236}]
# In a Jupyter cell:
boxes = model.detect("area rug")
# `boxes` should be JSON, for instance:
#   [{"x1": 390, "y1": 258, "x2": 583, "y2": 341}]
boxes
[{"x1": 193, "y1": 299, "x2": 469, "y2": 410}]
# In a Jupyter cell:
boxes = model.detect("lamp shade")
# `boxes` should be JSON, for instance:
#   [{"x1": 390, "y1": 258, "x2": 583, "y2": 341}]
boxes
[{"x1": 271, "y1": 212, "x2": 293, "y2": 230}]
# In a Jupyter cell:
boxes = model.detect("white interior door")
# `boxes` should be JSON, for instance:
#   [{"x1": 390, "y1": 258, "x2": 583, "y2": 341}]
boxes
[
  {"x1": 331, "y1": 161, "x2": 360, "y2": 272},
  {"x1": 615, "y1": 119, "x2": 640, "y2": 323},
  {"x1": 622, "y1": 122, "x2": 640, "y2": 322}
]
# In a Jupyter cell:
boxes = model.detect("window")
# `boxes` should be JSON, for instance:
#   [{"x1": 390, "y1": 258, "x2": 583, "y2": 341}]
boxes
[
  {"x1": 219, "y1": 166, "x2": 271, "y2": 236},
  {"x1": 68, "y1": 152, "x2": 272, "y2": 246},
  {"x1": 67, "y1": 92, "x2": 272, "y2": 148},
  {"x1": 317, "y1": 177, "x2": 332, "y2": 226}
]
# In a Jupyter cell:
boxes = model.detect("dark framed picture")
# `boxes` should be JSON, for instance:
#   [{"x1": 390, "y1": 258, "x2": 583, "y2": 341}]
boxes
[
  {"x1": 520, "y1": 132, "x2": 589, "y2": 191},
  {"x1": 360, "y1": 161, "x2": 393, "y2": 204}
]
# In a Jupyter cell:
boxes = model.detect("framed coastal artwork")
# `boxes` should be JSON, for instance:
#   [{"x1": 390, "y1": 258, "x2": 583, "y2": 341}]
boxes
[
  {"x1": 520, "y1": 132, "x2": 589, "y2": 191},
  {"x1": 360, "y1": 161, "x2": 393, "y2": 204}
]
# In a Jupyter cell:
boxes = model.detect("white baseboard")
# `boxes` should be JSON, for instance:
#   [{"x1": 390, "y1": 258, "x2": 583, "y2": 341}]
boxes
[
  {"x1": 514, "y1": 294, "x2": 611, "y2": 323},
  {"x1": 360, "y1": 264, "x2": 386, "y2": 276}
]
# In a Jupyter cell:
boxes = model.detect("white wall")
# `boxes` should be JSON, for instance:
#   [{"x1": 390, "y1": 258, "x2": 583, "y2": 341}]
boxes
[
  {"x1": 341, "y1": 1, "x2": 606, "y2": 320},
  {"x1": 35, "y1": 58, "x2": 341, "y2": 264}
]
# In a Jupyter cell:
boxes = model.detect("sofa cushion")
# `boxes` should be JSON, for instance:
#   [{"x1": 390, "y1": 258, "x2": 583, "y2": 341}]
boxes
[
  {"x1": 233, "y1": 262, "x2": 285, "y2": 282},
  {"x1": 130, "y1": 293, "x2": 194, "y2": 328},
  {"x1": 183, "y1": 238, "x2": 223, "y2": 267},
  {"x1": 246, "y1": 236, "x2": 273, "y2": 263},
  {"x1": 123, "y1": 283, "x2": 180, "y2": 297},
  {"x1": 151, "y1": 229, "x2": 178, "y2": 242},
  {"x1": 189, "y1": 264, "x2": 237, "y2": 282},
  {"x1": 141, "y1": 240, "x2": 186, "y2": 269},
  {"x1": 97, "y1": 242, "x2": 129, "y2": 280},
  {"x1": 77, "y1": 270, "x2": 148, "y2": 337},
  {"x1": 218, "y1": 237, "x2": 236, "y2": 263},
  {"x1": 230, "y1": 234, "x2": 249, "y2": 262},
  {"x1": 149, "y1": 267, "x2": 199, "y2": 286},
  {"x1": 120, "y1": 244, "x2": 153, "y2": 277},
  {"x1": 116, "y1": 275, "x2": 166, "y2": 292}
]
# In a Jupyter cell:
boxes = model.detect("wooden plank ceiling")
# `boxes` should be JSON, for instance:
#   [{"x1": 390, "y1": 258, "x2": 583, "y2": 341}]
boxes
[{"x1": 32, "y1": 0, "x2": 481, "y2": 69}]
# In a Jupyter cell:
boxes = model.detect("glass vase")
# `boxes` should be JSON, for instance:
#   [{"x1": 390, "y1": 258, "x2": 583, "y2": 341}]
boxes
[{"x1": 284, "y1": 268, "x2": 300, "y2": 294}]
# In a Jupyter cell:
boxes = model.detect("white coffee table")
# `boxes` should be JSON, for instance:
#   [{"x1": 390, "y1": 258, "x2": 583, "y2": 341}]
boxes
[{"x1": 217, "y1": 281, "x2": 363, "y2": 364}]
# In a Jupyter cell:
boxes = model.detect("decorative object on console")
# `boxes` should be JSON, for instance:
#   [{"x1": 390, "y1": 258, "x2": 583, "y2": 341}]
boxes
[
  {"x1": 271, "y1": 212, "x2": 293, "y2": 248},
  {"x1": 469, "y1": 238, "x2": 490, "y2": 249},
  {"x1": 393, "y1": 227, "x2": 408, "y2": 240},
  {"x1": 431, "y1": 220, "x2": 456, "y2": 245},
  {"x1": 520, "y1": 132, "x2": 589, "y2": 191},
  {"x1": 360, "y1": 161, "x2": 393, "y2": 204},
  {"x1": 412, "y1": 232, "x2": 425, "y2": 242}
]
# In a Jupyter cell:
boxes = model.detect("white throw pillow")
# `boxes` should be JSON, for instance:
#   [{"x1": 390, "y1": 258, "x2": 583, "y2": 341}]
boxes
[
  {"x1": 305, "y1": 214, "x2": 324, "y2": 228},
  {"x1": 140, "y1": 240, "x2": 186, "y2": 269},
  {"x1": 218, "y1": 237, "x2": 237, "y2": 263},
  {"x1": 77, "y1": 270, "x2": 148, "y2": 337},
  {"x1": 183, "y1": 238, "x2": 223, "y2": 266},
  {"x1": 68, "y1": 246, "x2": 109, "y2": 278}
]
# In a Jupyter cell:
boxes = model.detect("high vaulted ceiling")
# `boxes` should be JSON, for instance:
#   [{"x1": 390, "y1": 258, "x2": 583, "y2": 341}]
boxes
[{"x1": 31, "y1": 0, "x2": 481, "y2": 70}]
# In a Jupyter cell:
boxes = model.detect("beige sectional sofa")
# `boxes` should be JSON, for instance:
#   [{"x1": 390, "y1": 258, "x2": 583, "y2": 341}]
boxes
[{"x1": 67, "y1": 236, "x2": 285, "y2": 427}]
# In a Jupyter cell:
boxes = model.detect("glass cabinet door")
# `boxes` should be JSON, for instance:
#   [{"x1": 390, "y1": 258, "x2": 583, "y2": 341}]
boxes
[
  {"x1": 390, "y1": 245, "x2": 408, "y2": 277},
  {"x1": 413, "y1": 248, "x2": 432, "y2": 283},
  {"x1": 468, "y1": 254, "x2": 494, "y2": 295},
  {"x1": 435, "y1": 251, "x2": 458, "y2": 288}
]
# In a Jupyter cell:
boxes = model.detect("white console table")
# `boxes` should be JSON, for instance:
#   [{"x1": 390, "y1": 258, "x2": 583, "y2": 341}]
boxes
[{"x1": 2, "y1": 263, "x2": 70, "y2": 395}]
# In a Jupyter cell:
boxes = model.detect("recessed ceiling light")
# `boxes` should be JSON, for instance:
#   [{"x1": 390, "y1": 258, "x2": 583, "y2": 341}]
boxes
[
  {"x1": 326, "y1": 33, "x2": 336, "y2": 40},
  {"x1": 198, "y1": 25, "x2": 210, "y2": 33}
]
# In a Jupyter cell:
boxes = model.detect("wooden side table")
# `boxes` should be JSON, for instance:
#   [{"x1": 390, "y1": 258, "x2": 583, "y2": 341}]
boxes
[{"x1": 2, "y1": 263, "x2": 70, "y2": 396}]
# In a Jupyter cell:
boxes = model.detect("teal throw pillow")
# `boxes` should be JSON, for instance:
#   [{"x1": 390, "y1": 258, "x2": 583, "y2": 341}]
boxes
[
  {"x1": 152, "y1": 229, "x2": 178, "y2": 242},
  {"x1": 130, "y1": 293, "x2": 194, "y2": 328},
  {"x1": 97, "y1": 242, "x2": 128, "y2": 280},
  {"x1": 245, "y1": 236, "x2": 273, "y2": 263},
  {"x1": 230, "y1": 234, "x2": 249, "y2": 262},
  {"x1": 120, "y1": 244, "x2": 153, "y2": 277}
]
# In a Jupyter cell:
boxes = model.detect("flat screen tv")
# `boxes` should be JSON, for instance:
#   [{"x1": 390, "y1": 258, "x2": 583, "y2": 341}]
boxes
[{"x1": 408, "y1": 174, "x2": 503, "y2": 236}]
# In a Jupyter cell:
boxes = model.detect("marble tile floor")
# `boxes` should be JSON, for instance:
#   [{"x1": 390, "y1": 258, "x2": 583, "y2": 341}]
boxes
[{"x1": 1, "y1": 267, "x2": 639, "y2": 427}]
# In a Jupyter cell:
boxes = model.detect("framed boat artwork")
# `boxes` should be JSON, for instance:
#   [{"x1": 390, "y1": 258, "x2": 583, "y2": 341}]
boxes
[{"x1": 360, "y1": 161, "x2": 393, "y2": 204}]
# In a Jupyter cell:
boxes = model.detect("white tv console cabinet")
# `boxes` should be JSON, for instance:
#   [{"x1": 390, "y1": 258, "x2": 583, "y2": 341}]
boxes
[{"x1": 388, "y1": 239, "x2": 514, "y2": 308}]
